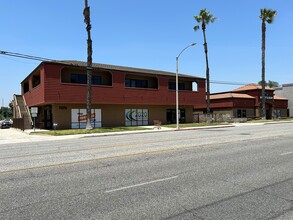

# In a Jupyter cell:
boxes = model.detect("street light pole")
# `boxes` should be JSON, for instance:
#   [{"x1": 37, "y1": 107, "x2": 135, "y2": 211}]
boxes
[{"x1": 176, "y1": 43, "x2": 196, "y2": 130}]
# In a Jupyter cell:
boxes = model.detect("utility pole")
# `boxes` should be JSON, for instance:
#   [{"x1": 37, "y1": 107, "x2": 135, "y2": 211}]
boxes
[
  {"x1": 84, "y1": 0, "x2": 93, "y2": 129},
  {"x1": 1, "y1": 98, "x2": 3, "y2": 120}
]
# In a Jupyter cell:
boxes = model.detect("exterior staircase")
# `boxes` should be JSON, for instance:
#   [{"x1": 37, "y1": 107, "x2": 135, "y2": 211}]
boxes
[{"x1": 12, "y1": 95, "x2": 32, "y2": 130}]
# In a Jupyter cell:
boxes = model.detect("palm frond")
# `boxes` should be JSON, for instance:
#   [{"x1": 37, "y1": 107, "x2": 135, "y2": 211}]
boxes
[
  {"x1": 260, "y1": 8, "x2": 277, "y2": 24},
  {"x1": 194, "y1": 8, "x2": 216, "y2": 25},
  {"x1": 194, "y1": 15, "x2": 202, "y2": 23},
  {"x1": 193, "y1": 25, "x2": 200, "y2": 31}
]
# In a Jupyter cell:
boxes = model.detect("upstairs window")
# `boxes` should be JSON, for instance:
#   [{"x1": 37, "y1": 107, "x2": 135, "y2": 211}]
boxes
[
  {"x1": 23, "y1": 82, "x2": 29, "y2": 93},
  {"x1": 70, "y1": 73, "x2": 102, "y2": 85},
  {"x1": 92, "y1": 75, "x2": 102, "y2": 85},
  {"x1": 61, "y1": 67, "x2": 111, "y2": 86},
  {"x1": 71, "y1": 73, "x2": 87, "y2": 84},
  {"x1": 168, "y1": 82, "x2": 185, "y2": 90},
  {"x1": 32, "y1": 74, "x2": 40, "y2": 88},
  {"x1": 192, "y1": 82, "x2": 198, "y2": 91},
  {"x1": 125, "y1": 79, "x2": 148, "y2": 88}
]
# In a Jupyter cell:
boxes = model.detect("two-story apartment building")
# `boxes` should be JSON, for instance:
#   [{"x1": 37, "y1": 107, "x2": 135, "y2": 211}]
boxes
[{"x1": 14, "y1": 60, "x2": 206, "y2": 129}]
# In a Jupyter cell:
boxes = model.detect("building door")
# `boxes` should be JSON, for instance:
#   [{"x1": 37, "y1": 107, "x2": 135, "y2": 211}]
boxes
[
  {"x1": 167, "y1": 109, "x2": 176, "y2": 124},
  {"x1": 180, "y1": 109, "x2": 186, "y2": 123},
  {"x1": 44, "y1": 105, "x2": 52, "y2": 129},
  {"x1": 266, "y1": 107, "x2": 272, "y2": 119},
  {"x1": 166, "y1": 109, "x2": 185, "y2": 124}
]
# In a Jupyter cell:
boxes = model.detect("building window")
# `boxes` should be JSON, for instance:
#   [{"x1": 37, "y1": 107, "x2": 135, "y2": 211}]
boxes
[
  {"x1": 92, "y1": 75, "x2": 102, "y2": 85},
  {"x1": 166, "y1": 109, "x2": 185, "y2": 124},
  {"x1": 125, "y1": 79, "x2": 148, "y2": 88},
  {"x1": 23, "y1": 82, "x2": 29, "y2": 93},
  {"x1": 237, "y1": 109, "x2": 247, "y2": 118},
  {"x1": 61, "y1": 68, "x2": 112, "y2": 86},
  {"x1": 192, "y1": 82, "x2": 198, "y2": 91},
  {"x1": 274, "y1": 109, "x2": 281, "y2": 119},
  {"x1": 71, "y1": 109, "x2": 102, "y2": 129},
  {"x1": 125, "y1": 109, "x2": 148, "y2": 126},
  {"x1": 32, "y1": 74, "x2": 40, "y2": 88},
  {"x1": 69, "y1": 74, "x2": 102, "y2": 85},
  {"x1": 71, "y1": 73, "x2": 87, "y2": 84},
  {"x1": 168, "y1": 82, "x2": 185, "y2": 90}
]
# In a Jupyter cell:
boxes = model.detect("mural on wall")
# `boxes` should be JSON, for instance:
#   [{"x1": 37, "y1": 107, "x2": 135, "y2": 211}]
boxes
[
  {"x1": 71, "y1": 109, "x2": 102, "y2": 129},
  {"x1": 125, "y1": 109, "x2": 148, "y2": 126}
]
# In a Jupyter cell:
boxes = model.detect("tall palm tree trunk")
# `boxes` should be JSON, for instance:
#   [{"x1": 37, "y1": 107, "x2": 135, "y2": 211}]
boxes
[
  {"x1": 193, "y1": 9, "x2": 216, "y2": 123},
  {"x1": 261, "y1": 21, "x2": 266, "y2": 119},
  {"x1": 84, "y1": 0, "x2": 93, "y2": 129},
  {"x1": 202, "y1": 25, "x2": 211, "y2": 121}
]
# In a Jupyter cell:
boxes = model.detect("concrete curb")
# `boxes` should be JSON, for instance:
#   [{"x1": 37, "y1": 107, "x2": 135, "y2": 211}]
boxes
[
  {"x1": 2, "y1": 120, "x2": 291, "y2": 145},
  {"x1": 263, "y1": 120, "x2": 293, "y2": 125},
  {"x1": 72, "y1": 120, "x2": 293, "y2": 138},
  {"x1": 78, "y1": 124, "x2": 235, "y2": 139}
]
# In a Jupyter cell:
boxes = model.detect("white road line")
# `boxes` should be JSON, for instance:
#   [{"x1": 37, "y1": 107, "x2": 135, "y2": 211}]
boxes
[
  {"x1": 105, "y1": 175, "x2": 178, "y2": 193},
  {"x1": 280, "y1": 151, "x2": 293, "y2": 156}
]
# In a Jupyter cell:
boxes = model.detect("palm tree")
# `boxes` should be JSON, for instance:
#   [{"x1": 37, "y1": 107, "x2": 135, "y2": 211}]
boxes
[
  {"x1": 258, "y1": 80, "x2": 279, "y2": 88},
  {"x1": 260, "y1": 8, "x2": 276, "y2": 119},
  {"x1": 194, "y1": 9, "x2": 216, "y2": 122},
  {"x1": 84, "y1": 0, "x2": 93, "y2": 129}
]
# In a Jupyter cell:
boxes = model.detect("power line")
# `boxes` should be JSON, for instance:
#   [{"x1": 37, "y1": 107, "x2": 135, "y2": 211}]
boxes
[
  {"x1": 210, "y1": 80, "x2": 248, "y2": 86},
  {"x1": 1, "y1": 50, "x2": 250, "y2": 86},
  {"x1": 0, "y1": 50, "x2": 54, "y2": 62}
]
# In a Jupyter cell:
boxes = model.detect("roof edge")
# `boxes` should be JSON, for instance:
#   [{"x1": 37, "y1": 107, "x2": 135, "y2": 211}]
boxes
[{"x1": 42, "y1": 60, "x2": 205, "y2": 80}]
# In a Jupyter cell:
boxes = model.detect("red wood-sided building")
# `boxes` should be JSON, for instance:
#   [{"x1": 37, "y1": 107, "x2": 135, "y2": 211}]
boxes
[{"x1": 17, "y1": 60, "x2": 206, "y2": 129}]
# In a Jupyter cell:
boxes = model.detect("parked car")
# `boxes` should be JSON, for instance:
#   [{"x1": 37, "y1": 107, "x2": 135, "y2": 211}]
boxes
[{"x1": 0, "y1": 119, "x2": 11, "y2": 129}]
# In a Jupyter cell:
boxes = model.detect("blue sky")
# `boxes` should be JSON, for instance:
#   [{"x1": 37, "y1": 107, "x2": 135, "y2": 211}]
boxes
[{"x1": 1, "y1": 0, "x2": 292, "y2": 106}]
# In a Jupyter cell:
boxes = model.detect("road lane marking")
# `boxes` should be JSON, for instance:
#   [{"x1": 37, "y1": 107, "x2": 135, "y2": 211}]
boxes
[
  {"x1": 105, "y1": 176, "x2": 178, "y2": 193},
  {"x1": 280, "y1": 151, "x2": 293, "y2": 156}
]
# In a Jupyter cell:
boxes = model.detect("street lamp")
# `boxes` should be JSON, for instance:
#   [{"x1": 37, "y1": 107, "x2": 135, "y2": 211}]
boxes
[{"x1": 176, "y1": 43, "x2": 196, "y2": 130}]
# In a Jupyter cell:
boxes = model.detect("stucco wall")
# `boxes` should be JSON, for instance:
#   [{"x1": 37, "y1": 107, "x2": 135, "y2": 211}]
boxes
[
  {"x1": 275, "y1": 84, "x2": 293, "y2": 117},
  {"x1": 51, "y1": 104, "x2": 194, "y2": 129}
]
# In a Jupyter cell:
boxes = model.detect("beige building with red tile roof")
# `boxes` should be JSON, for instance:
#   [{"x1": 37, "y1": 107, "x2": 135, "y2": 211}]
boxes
[{"x1": 194, "y1": 83, "x2": 288, "y2": 121}]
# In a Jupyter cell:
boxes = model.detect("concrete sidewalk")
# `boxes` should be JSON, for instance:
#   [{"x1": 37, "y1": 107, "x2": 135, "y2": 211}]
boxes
[
  {"x1": 0, "y1": 128, "x2": 81, "y2": 145},
  {"x1": 0, "y1": 124, "x2": 229, "y2": 145},
  {"x1": 0, "y1": 126, "x2": 174, "y2": 145}
]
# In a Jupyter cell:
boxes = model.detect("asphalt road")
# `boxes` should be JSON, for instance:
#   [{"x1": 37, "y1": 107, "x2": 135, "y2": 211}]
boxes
[{"x1": 0, "y1": 123, "x2": 293, "y2": 219}]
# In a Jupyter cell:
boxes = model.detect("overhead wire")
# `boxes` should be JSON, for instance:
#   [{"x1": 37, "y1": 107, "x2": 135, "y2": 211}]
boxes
[
  {"x1": 1, "y1": 50, "x2": 249, "y2": 86},
  {"x1": 0, "y1": 50, "x2": 54, "y2": 62}
]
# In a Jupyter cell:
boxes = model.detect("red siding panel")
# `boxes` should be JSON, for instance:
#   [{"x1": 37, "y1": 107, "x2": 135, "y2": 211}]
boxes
[
  {"x1": 23, "y1": 65, "x2": 45, "y2": 106},
  {"x1": 24, "y1": 63, "x2": 206, "y2": 107}
]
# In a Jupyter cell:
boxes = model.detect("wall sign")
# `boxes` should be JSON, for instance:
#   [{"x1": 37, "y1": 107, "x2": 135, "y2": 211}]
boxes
[
  {"x1": 71, "y1": 109, "x2": 101, "y2": 129},
  {"x1": 260, "y1": 96, "x2": 273, "y2": 100},
  {"x1": 125, "y1": 109, "x2": 148, "y2": 126}
]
